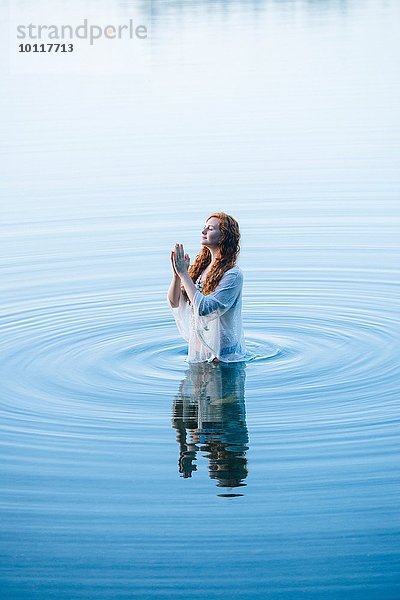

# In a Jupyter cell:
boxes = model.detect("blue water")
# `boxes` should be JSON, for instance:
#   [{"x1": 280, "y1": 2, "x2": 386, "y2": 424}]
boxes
[{"x1": 1, "y1": 0, "x2": 400, "y2": 598}]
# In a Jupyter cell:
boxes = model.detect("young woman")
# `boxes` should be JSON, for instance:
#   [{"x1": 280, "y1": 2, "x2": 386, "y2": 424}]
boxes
[{"x1": 167, "y1": 212, "x2": 250, "y2": 364}]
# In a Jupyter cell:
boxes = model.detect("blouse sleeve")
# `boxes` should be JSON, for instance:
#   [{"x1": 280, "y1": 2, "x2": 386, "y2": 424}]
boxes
[
  {"x1": 193, "y1": 269, "x2": 243, "y2": 322},
  {"x1": 168, "y1": 291, "x2": 192, "y2": 342}
]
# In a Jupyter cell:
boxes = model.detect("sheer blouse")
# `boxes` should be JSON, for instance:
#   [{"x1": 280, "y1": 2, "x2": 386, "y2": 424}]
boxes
[{"x1": 168, "y1": 266, "x2": 250, "y2": 363}]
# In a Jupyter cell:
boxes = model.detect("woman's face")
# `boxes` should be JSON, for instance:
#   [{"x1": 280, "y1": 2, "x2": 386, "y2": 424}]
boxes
[{"x1": 201, "y1": 217, "x2": 221, "y2": 249}]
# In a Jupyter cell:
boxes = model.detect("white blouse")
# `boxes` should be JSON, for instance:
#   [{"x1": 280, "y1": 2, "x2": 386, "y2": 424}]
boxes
[{"x1": 168, "y1": 266, "x2": 251, "y2": 364}]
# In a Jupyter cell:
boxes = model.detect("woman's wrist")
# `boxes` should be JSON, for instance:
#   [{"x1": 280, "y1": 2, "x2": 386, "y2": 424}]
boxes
[{"x1": 179, "y1": 271, "x2": 190, "y2": 282}]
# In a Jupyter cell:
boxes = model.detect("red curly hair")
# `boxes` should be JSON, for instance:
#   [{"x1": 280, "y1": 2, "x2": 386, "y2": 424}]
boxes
[{"x1": 181, "y1": 212, "x2": 241, "y2": 303}]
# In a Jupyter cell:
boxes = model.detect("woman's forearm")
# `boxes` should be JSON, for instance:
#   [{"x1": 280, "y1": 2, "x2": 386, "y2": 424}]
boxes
[
  {"x1": 179, "y1": 271, "x2": 198, "y2": 304},
  {"x1": 168, "y1": 274, "x2": 182, "y2": 308}
]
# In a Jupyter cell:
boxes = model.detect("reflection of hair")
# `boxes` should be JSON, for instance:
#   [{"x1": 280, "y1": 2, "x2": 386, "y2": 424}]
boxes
[
  {"x1": 182, "y1": 212, "x2": 241, "y2": 302},
  {"x1": 207, "y1": 442, "x2": 248, "y2": 489}
]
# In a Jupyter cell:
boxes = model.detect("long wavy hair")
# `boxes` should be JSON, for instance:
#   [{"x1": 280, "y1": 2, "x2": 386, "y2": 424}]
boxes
[{"x1": 181, "y1": 212, "x2": 241, "y2": 303}]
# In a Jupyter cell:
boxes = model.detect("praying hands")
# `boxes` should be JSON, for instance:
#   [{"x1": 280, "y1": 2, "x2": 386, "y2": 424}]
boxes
[{"x1": 171, "y1": 243, "x2": 190, "y2": 276}]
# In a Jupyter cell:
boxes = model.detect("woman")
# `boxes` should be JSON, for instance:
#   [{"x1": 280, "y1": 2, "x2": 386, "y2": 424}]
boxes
[{"x1": 167, "y1": 212, "x2": 250, "y2": 364}]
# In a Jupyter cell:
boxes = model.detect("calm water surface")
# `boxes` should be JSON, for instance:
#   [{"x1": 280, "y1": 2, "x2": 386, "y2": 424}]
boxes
[{"x1": 1, "y1": 0, "x2": 399, "y2": 598}]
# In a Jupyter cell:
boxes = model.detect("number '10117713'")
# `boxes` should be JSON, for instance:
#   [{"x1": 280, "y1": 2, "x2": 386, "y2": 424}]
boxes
[{"x1": 18, "y1": 43, "x2": 74, "y2": 52}]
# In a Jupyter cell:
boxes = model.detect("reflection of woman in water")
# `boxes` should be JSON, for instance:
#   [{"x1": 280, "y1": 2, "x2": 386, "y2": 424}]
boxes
[
  {"x1": 171, "y1": 361, "x2": 249, "y2": 493},
  {"x1": 167, "y1": 212, "x2": 252, "y2": 364}
]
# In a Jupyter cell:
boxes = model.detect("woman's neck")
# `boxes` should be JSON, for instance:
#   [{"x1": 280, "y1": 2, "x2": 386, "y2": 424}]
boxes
[{"x1": 208, "y1": 248, "x2": 220, "y2": 263}]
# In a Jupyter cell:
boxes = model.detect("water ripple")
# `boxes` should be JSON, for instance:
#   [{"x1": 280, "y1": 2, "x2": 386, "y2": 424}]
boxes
[{"x1": 0, "y1": 268, "x2": 398, "y2": 448}]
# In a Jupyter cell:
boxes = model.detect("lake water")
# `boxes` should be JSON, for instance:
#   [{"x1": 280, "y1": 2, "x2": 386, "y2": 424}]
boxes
[{"x1": 1, "y1": 0, "x2": 399, "y2": 598}]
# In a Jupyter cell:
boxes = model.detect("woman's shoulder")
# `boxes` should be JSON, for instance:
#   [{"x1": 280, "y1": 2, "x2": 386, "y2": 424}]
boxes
[
  {"x1": 221, "y1": 265, "x2": 243, "y2": 282},
  {"x1": 226, "y1": 265, "x2": 242, "y2": 275}
]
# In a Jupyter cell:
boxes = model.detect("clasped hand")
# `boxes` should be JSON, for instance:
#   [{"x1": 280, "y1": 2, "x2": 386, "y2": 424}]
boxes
[{"x1": 171, "y1": 243, "x2": 190, "y2": 277}]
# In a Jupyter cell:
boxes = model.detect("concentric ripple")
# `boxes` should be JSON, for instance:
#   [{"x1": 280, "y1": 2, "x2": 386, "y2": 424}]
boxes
[
  {"x1": 0, "y1": 268, "x2": 398, "y2": 445},
  {"x1": 0, "y1": 293, "x2": 278, "y2": 426}
]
